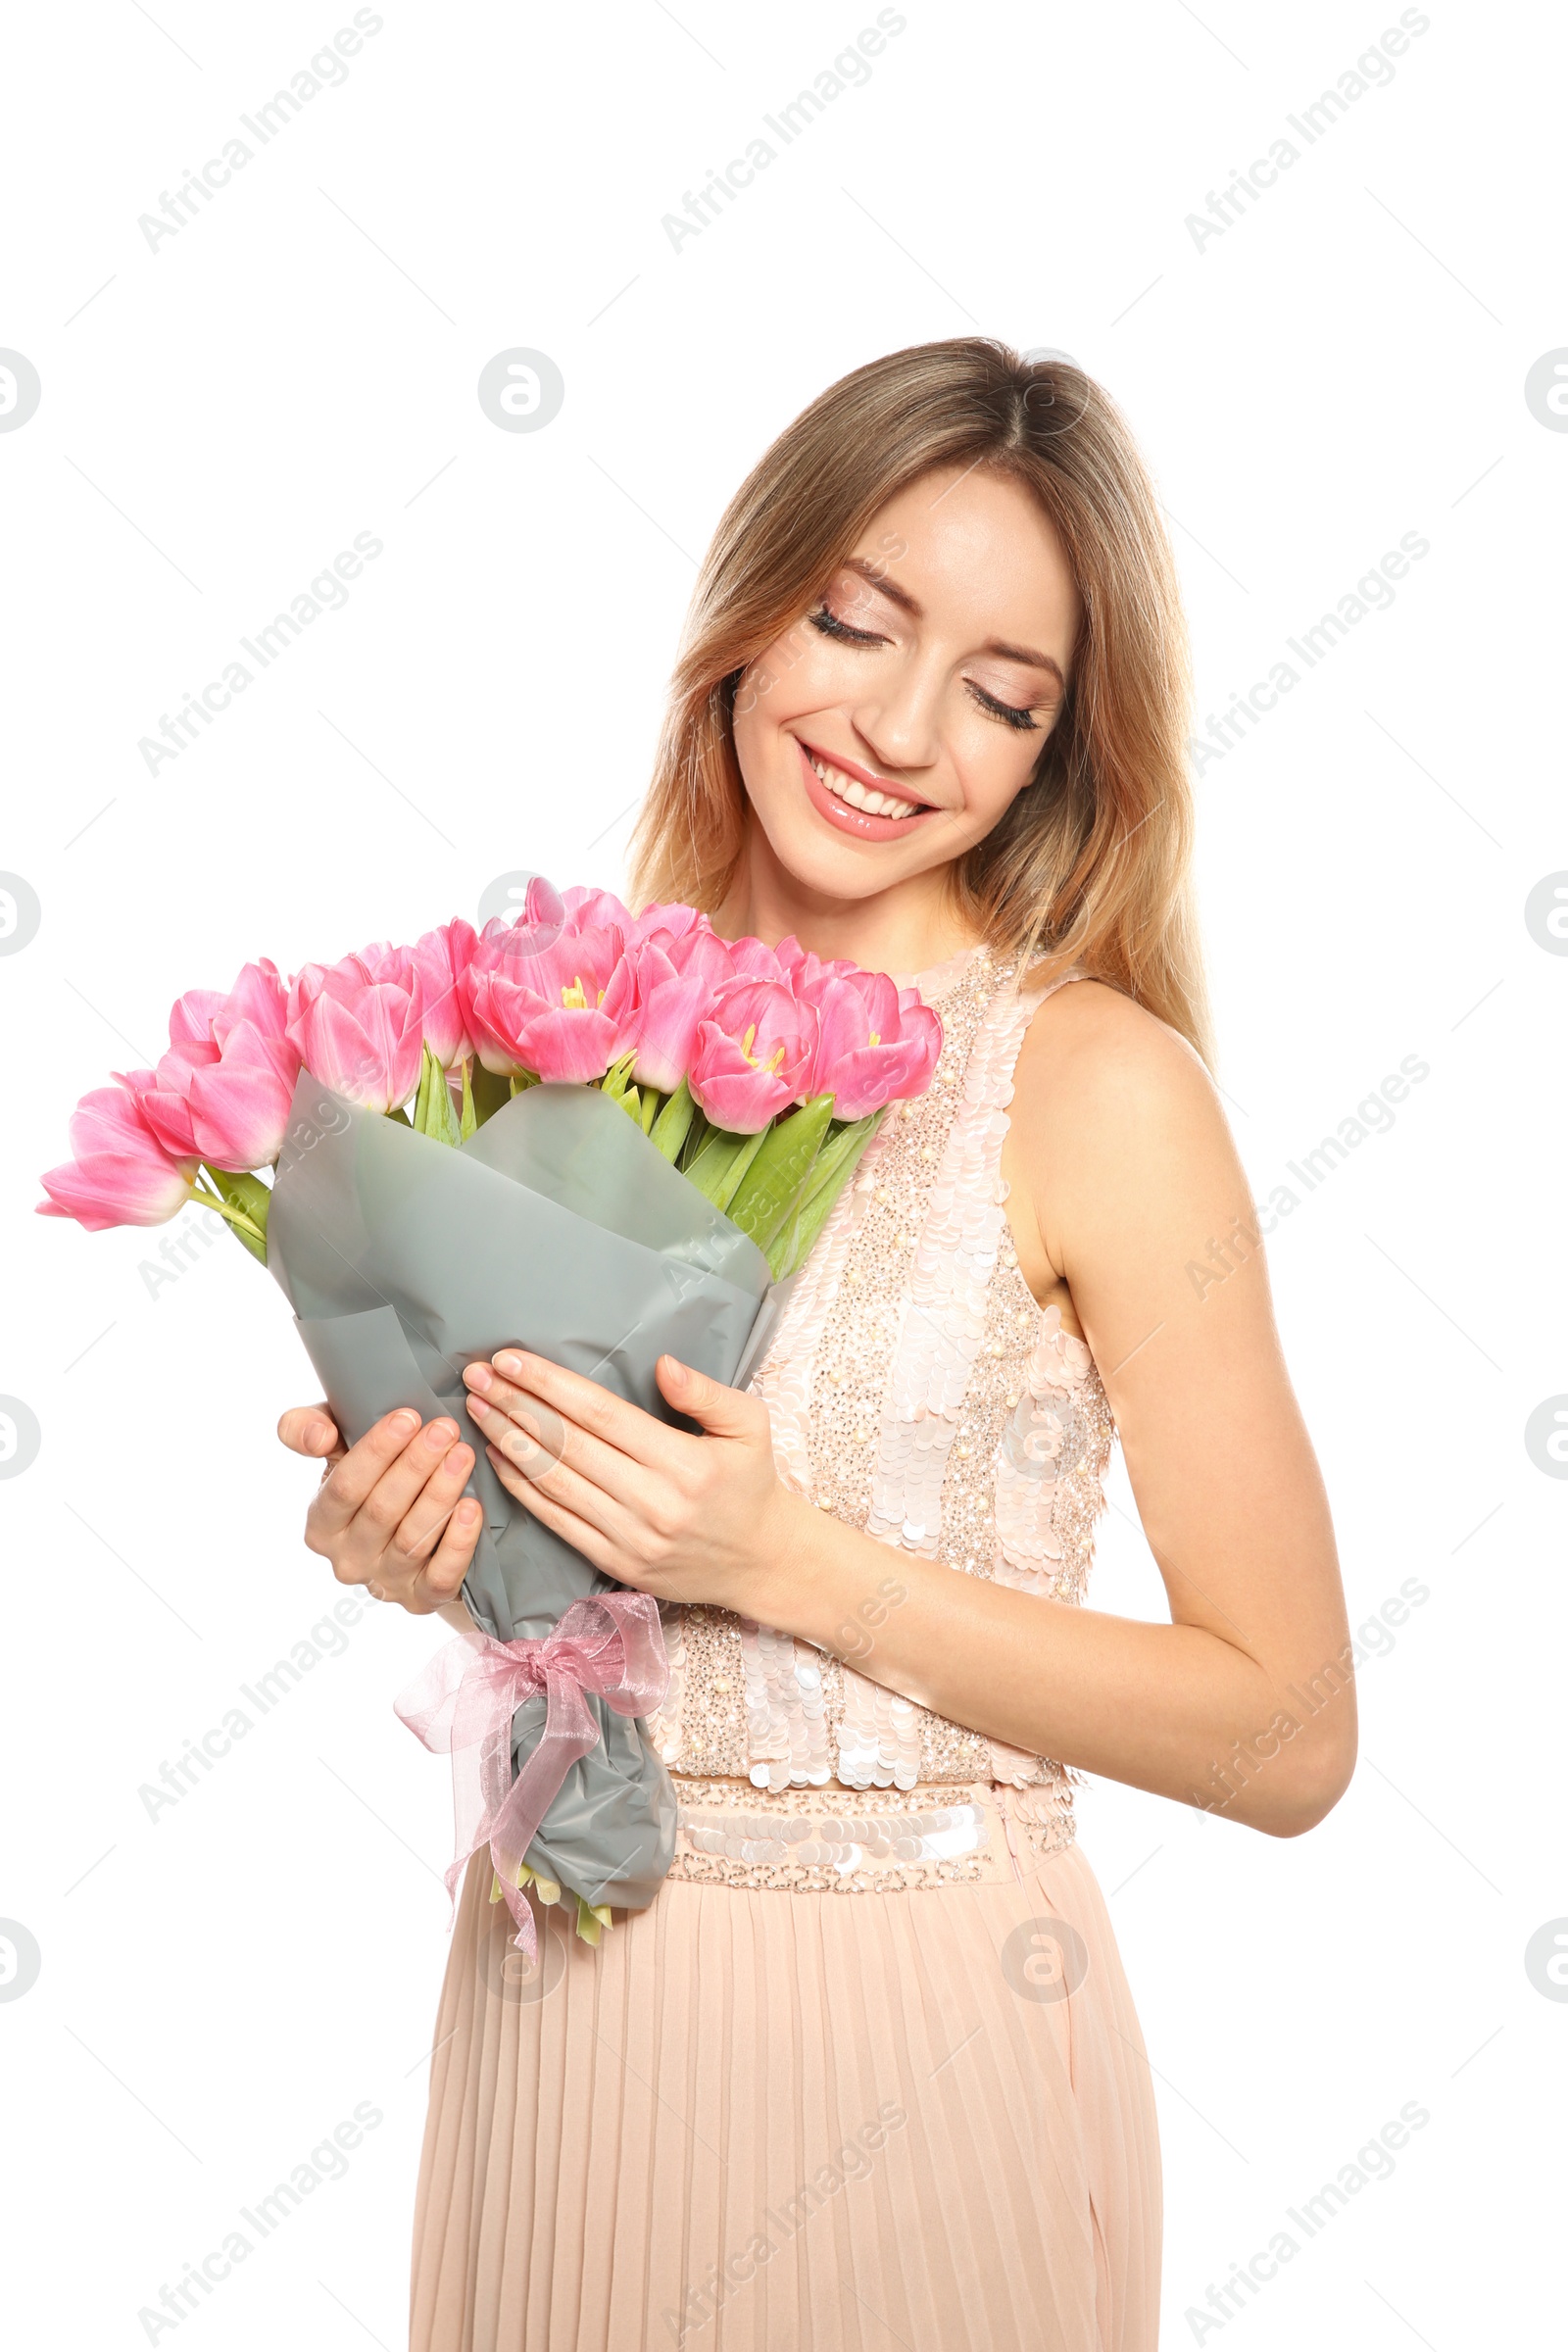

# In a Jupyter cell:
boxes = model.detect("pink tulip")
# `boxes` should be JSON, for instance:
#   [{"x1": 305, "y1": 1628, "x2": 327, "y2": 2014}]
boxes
[
  {"x1": 562, "y1": 884, "x2": 633, "y2": 933},
  {"x1": 287, "y1": 952, "x2": 425, "y2": 1113},
  {"x1": 726, "y1": 936, "x2": 789, "y2": 985},
  {"x1": 168, "y1": 956, "x2": 289, "y2": 1051},
  {"x1": 37, "y1": 1082, "x2": 196, "y2": 1230},
  {"x1": 688, "y1": 977, "x2": 816, "y2": 1132},
  {"x1": 132, "y1": 1014, "x2": 302, "y2": 1171},
  {"x1": 799, "y1": 966, "x2": 943, "y2": 1120},
  {"x1": 623, "y1": 925, "x2": 735, "y2": 1093},
  {"x1": 412, "y1": 918, "x2": 478, "y2": 1066},
  {"x1": 632, "y1": 901, "x2": 711, "y2": 956},
  {"x1": 772, "y1": 934, "x2": 859, "y2": 988},
  {"x1": 472, "y1": 919, "x2": 638, "y2": 1084}
]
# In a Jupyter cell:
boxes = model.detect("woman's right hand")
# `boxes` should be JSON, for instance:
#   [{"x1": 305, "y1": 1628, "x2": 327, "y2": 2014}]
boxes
[{"x1": 275, "y1": 1403, "x2": 483, "y2": 1615}]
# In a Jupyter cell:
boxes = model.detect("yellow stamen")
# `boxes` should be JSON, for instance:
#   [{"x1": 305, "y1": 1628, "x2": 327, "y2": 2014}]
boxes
[{"x1": 560, "y1": 977, "x2": 588, "y2": 1010}]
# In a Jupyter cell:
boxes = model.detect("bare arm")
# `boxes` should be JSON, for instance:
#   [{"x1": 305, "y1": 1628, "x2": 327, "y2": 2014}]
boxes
[{"x1": 451, "y1": 978, "x2": 1353, "y2": 1838}]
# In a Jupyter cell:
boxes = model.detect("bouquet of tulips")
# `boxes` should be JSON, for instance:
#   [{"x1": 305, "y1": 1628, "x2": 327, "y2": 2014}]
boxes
[{"x1": 39, "y1": 878, "x2": 941, "y2": 1954}]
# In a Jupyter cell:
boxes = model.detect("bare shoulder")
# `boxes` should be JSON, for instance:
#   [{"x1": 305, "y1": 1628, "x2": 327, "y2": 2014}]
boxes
[
  {"x1": 1004, "y1": 973, "x2": 1248, "y2": 1278},
  {"x1": 1012, "y1": 974, "x2": 1218, "y2": 1136}
]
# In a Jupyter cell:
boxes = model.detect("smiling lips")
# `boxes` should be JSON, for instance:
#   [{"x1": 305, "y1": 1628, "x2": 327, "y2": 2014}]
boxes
[{"x1": 797, "y1": 738, "x2": 936, "y2": 842}]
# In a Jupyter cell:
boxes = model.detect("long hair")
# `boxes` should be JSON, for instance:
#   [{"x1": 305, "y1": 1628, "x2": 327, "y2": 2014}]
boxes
[{"x1": 626, "y1": 336, "x2": 1212, "y2": 1063}]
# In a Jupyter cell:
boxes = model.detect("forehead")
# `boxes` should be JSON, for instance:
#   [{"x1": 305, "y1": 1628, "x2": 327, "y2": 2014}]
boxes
[{"x1": 855, "y1": 466, "x2": 1078, "y2": 644}]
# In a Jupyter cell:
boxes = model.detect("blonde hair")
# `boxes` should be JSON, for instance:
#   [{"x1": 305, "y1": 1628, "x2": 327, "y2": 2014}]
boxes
[{"x1": 627, "y1": 336, "x2": 1212, "y2": 1064}]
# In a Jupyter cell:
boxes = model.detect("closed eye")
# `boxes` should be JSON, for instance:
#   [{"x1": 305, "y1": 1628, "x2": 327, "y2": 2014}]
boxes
[
  {"x1": 966, "y1": 681, "x2": 1042, "y2": 732},
  {"x1": 808, "y1": 605, "x2": 885, "y2": 648},
  {"x1": 812, "y1": 602, "x2": 1045, "y2": 732}
]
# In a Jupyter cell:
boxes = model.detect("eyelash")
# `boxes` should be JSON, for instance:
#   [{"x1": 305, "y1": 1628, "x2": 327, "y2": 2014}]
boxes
[{"x1": 808, "y1": 604, "x2": 1043, "y2": 733}]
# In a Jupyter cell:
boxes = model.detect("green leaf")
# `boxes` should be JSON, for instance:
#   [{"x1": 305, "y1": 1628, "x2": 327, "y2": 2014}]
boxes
[
  {"x1": 649, "y1": 1077, "x2": 695, "y2": 1163},
  {"x1": 640, "y1": 1084, "x2": 662, "y2": 1136},
  {"x1": 599, "y1": 1051, "x2": 637, "y2": 1103},
  {"x1": 724, "y1": 1094, "x2": 834, "y2": 1251},
  {"x1": 413, "y1": 1044, "x2": 462, "y2": 1147},
  {"x1": 459, "y1": 1056, "x2": 478, "y2": 1140},
  {"x1": 683, "y1": 1123, "x2": 768, "y2": 1212},
  {"x1": 677, "y1": 1105, "x2": 713, "y2": 1171},
  {"x1": 470, "y1": 1061, "x2": 513, "y2": 1124},
  {"x1": 199, "y1": 1164, "x2": 270, "y2": 1263},
  {"x1": 508, "y1": 1070, "x2": 540, "y2": 1099},
  {"x1": 769, "y1": 1109, "x2": 885, "y2": 1277}
]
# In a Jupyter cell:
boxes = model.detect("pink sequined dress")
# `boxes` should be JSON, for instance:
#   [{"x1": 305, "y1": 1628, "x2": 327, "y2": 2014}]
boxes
[{"x1": 411, "y1": 944, "x2": 1161, "y2": 2352}]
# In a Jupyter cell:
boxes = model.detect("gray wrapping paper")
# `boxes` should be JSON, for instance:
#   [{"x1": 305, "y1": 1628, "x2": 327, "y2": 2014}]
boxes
[{"x1": 266, "y1": 1069, "x2": 776, "y2": 1917}]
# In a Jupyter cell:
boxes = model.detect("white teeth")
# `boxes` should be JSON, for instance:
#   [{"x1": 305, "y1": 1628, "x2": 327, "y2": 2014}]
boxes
[{"x1": 808, "y1": 753, "x2": 920, "y2": 820}]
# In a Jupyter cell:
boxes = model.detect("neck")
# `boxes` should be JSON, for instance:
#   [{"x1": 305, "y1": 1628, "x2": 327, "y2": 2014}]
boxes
[{"x1": 713, "y1": 822, "x2": 982, "y2": 980}]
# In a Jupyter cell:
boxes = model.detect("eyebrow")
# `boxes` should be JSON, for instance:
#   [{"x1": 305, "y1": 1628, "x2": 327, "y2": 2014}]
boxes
[{"x1": 841, "y1": 555, "x2": 1067, "y2": 692}]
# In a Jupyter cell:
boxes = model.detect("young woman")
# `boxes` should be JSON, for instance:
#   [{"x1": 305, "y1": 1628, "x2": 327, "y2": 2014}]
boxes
[{"x1": 278, "y1": 339, "x2": 1354, "y2": 2351}]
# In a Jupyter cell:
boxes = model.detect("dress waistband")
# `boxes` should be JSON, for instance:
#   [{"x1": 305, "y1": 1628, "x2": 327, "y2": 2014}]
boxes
[{"x1": 663, "y1": 1774, "x2": 1075, "y2": 1895}]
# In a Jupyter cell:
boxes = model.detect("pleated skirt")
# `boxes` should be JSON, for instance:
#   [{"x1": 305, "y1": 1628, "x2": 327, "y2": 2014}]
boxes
[{"x1": 410, "y1": 1819, "x2": 1161, "y2": 2351}]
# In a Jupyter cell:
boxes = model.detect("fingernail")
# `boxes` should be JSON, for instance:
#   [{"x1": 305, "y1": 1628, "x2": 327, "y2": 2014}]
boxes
[
  {"x1": 494, "y1": 1351, "x2": 524, "y2": 1377},
  {"x1": 448, "y1": 1445, "x2": 473, "y2": 1473},
  {"x1": 466, "y1": 1396, "x2": 491, "y2": 1419},
  {"x1": 457, "y1": 1500, "x2": 479, "y2": 1526},
  {"x1": 391, "y1": 1409, "x2": 419, "y2": 1432},
  {"x1": 466, "y1": 1363, "x2": 493, "y2": 1392},
  {"x1": 425, "y1": 1418, "x2": 458, "y2": 1446}
]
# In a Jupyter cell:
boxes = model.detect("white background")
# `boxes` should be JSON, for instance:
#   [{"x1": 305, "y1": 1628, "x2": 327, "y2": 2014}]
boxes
[{"x1": 1, "y1": 2, "x2": 1563, "y2": 2345}]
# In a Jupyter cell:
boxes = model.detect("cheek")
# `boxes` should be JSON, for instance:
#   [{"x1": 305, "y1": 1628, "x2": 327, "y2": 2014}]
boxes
[{"x1": 950, "y1": 718, "x2": 1047, "y2": 831}]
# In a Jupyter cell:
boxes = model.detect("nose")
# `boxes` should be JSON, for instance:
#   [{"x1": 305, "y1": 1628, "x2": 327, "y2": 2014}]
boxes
[{"x1": 849, "y1": 657, "x2": 944, "y2": 780}]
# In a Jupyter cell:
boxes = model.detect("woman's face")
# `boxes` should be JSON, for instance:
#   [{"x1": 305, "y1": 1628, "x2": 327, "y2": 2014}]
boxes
[{"x1": 731, "y1": 465, "x2": 1080, "y2": 906}]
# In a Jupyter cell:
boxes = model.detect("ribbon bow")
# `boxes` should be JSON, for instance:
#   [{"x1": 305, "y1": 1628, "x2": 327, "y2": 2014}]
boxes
[{"x1": 393, "y1": 1592, "x2": 668, "y2": 1961}]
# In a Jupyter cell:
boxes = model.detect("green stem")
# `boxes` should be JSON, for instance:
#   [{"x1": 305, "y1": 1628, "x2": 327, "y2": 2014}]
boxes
[{"x1": 192, "y1": 1183, "x2": 265, "y2": 1243}]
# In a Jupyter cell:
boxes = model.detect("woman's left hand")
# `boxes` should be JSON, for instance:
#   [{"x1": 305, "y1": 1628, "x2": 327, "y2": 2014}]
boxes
[{"x1": 461, "y1": 1348, "x2": 808, "y2": 1614}]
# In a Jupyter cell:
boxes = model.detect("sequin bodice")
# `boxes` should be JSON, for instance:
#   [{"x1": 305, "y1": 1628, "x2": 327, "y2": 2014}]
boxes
[{"x1": 649, "y1": 945, "x2": 1115, "y2": 1890}]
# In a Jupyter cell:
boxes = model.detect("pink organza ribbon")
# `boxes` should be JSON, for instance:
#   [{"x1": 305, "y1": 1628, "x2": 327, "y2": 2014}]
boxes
[{"x1": 393, "y1": 1592, "x2": 668, "y2": 1962}]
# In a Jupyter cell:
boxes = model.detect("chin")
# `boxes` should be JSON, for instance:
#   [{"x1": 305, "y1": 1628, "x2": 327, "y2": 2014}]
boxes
[{"x1": 753, "y1": 804, "x2": 923, "y2": 902}]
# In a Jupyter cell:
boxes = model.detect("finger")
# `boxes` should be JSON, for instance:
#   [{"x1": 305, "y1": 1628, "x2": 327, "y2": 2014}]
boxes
[
  {"x1": 655, "y1": 1355, "x2": 762, "y2": 1439},
  {"x1": 463, "y1": 1375, "x2": 667, "y2": 1513},
  {"x1": 314, "y1": 1412, "x2": 459, "y2": 1543},
  {"x1": 408, "y1": 1495, "x2": 484, "y2": 1613},
  {"x1": 278, "y1": 1403, "x2": 343, "y2": 1460},
  {"x1": 490, "y1": 1446, "x2": 648, "y2": 1590},
  {"x1": 481, "y1": 1435, "x2": 651, "y2": 1555},
  {"x1": 484, "y1": 1348, "x2": 680, "y2": 1471},
  {"x1": 383, "y1": 1442, "x2": 476, "y2": 1572}
]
